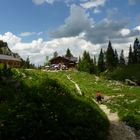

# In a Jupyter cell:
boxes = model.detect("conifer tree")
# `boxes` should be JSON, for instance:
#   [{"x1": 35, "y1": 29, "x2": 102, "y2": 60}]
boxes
[
  {"x1": 128, "y1": 45, "x2": 133, "y2": 65},
  {"x1": 119, "y1": 49, "x2": 125, "y2": 66},
  {"x1": 65, "y1": 48, "x2": 73, "y2": 57},
  {"x1": 133, "y1": 38, "x2": 140, "y2": 63},
  {"x1": 106, "y1": 40, "x2": 116, "y2": 69},
  {"x1": 98, "y1": 49, "x2": 106, "y2": 72},
  {"x1": 114, "y1": 49, "x2": 119, "y2": 67},
  {"x1": 77, "y1": 51, "x2": 95, "y2": 74}
]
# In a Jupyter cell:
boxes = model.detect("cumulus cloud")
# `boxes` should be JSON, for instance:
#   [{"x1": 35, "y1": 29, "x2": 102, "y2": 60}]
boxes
[
  {"x1": 1, "y1": 29, "x2": 139, "y2": 66},
  {"x1": 85, "y1": 19, "x2": 130, "y2": 44},
  {"x1": 51, "y1": 5, "x2": 93, "y2": 38},
  {"x1": 48, "y1": 2, "x2": 140, "y2": 58},
  {"x1": 0, "y1": 32, "x2": 101, "y2": 65},
  {"x1": 0, "y1": 32, "x2": 21, "y2": 47},
  {"x1": 49, "y1": 3, "x2": 140, "y2": 57},
  {"x1": 119, "y1": 28, "x2": 131, "y2": 37},
  {"x1": 134, "y1": 25, "x2": 140, "y2": 31},
  {"x1": 50, "y1": 4, "x2": 134, "y2": 44}
]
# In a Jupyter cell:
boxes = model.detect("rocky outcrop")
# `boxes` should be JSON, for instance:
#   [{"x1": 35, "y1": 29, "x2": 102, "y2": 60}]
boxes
[{"x1": 0, "y1": 40, "x2": 21, "y2": 59}]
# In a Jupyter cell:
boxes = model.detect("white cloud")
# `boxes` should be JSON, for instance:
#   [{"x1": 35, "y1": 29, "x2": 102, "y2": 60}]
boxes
[
  {"x1": 0, "y1": 32, "x2": 21, "y2": 47},
  {"x1": 134, "y1": 25, "x2": 140, "y2": 31},
  {"x1": 32, "y1": 0, "x2": 57, "y2": 5},
  {"x1": 80, "y1": 0, "x2": 106, "y2": 9},
  {"x1": 19, "y1": 32, "x2": 36, "y2": 37},
  {"x1": 51, "y1": 5, "x2": 94, "y2": 38},
  {"x1": 119, "y1": 28, "x2": 131, "y2": 37},
  {"x1": 0, "y1": 31, "x2": 139, "y2": 66},
  {"x1": 0, "y1": 32, "x2": 101, "y2": 65}
]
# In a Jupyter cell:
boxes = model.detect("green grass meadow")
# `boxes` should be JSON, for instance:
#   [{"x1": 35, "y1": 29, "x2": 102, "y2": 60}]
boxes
[
  {"x1": 47, "y1": 70, "x2": 140, "y2": 130},
  {"x1": 0, "y1": 69, "x2": 109, "y2": 140}
]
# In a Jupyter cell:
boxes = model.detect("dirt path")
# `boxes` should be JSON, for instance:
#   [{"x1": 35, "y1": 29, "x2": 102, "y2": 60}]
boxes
[
  {"x1": 66, "y1": 75, "x2": 139, "y2": 140},
  {"x1": 66, "y1": 75, "x2": 139, "y2": 139},
  {"x1": 93, "y1": 98, "x2": 138, "y2": 140},
  {"x1": 66, "y1": 75, "x2": 82, "y2": 95}
]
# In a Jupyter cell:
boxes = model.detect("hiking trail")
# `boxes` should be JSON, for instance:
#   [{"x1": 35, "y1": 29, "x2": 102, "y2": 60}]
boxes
[
  {"x1": 92, "y1": 98, "x2": 138, "y2": 140},
  {"x1": 66, "y1": 75, "x2": 82, "y2": 95},
  {"x1": 66, "y1": 74, "x2": 139, "y2": 140}
]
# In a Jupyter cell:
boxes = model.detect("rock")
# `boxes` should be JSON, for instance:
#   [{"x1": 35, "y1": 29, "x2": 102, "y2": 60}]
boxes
[{"x1": 125, "y1": 79, "x2": 137, "y2": 86}]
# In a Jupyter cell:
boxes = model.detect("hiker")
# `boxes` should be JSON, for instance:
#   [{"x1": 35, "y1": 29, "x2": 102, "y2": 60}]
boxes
[{"x1": 96, "y1": 91, "x2": 103, "y2": 103}]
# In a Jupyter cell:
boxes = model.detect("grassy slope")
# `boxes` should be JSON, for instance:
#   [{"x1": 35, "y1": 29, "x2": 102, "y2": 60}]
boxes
[
  {"x1": 47, "y1": 70, "x2": 140, "y2": 129},
  {"x1": 0, "y1": 69, "x2": 109, "y2": 140},
  {"x1": 59, "y1": 70, "x2": 140, "y2": 130}
]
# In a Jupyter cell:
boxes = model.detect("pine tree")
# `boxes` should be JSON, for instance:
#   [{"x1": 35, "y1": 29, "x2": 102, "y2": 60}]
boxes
[
  {"x1": 128, "y1": 45, "x2": 133, "y2": 65},
  {"x1": 78, "y1": 51, "x2": 95, "y2": 74},
  {"x1": 114, "y1": 49, "x2": 119, "y2": 67},
  {"x1": 98, "y1": 49, "x2": 106, "y2": 72},
  {"x1": 133, "y1": 38, "x2": 140, "y2": 63},
  {"x1": 106, "y1": 40, "x2": 116, "y2": 69},
  {"x1": 65, "y1": 48, "x2": 73, "y2": 57},
  {"x1": 119, "y1": 50, "x2": 125, "y2": 66}
]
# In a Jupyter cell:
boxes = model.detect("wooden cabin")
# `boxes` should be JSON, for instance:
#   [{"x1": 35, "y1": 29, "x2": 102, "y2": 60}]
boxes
[
  {"x1": 49, "y1": 56, "x2": 77, "y2": 69},
  {"x1": 0, "y1": 54, "x2": 21, "y2": 68}
]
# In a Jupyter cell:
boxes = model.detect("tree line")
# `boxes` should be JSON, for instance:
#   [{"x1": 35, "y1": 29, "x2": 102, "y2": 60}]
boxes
[{"x1": 77, "y1": 38, "x2": 140, "y2": 74}]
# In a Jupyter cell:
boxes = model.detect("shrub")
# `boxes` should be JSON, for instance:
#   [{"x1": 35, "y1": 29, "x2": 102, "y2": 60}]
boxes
[
  {"x1": 122, "y1": 112, "x2": 140, "y2": 130},
  {"x1": 0, "y1": 63, "x2": 12, "y2": 77}
]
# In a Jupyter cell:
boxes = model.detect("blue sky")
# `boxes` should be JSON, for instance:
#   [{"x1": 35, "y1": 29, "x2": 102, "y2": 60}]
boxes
[{"x1": 0, "y1": 0, "x2": 140, "y2": 65}]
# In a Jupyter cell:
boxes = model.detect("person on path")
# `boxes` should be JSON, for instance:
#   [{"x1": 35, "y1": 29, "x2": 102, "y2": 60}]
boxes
[{"x1": 96, "y1": 91, "x2": 103, "y2": 103}]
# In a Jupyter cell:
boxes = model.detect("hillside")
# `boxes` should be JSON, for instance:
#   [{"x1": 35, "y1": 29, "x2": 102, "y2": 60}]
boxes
[
  {"x1": 47, "y1": 71, "x2": 140, "y2": 139},
  {"x1": 0, "y1": 68, "x2": 109, "y2": 140},
  {"x1": 1, "y1": 67, "x2": 140, "y2": 139},
  {"x1": 0, "y1": 40, "x2": 21, "y2": 59}
]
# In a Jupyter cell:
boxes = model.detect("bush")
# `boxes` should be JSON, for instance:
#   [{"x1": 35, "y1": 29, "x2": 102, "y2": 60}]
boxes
[
  {"x1": 105, "y1": 64, "x2": 140, "y2": 85},
  {"x1": 0, "y1": 63, "x2": 13, "y2": 77},
  {"x1": 122, "y1": 112, "x2": 140, "y2": 130}
]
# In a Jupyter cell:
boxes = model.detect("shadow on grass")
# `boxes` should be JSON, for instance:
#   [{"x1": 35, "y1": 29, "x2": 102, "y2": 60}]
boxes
[{"x1": 0, "y1": 75, "x2": 109, "y2": 140}]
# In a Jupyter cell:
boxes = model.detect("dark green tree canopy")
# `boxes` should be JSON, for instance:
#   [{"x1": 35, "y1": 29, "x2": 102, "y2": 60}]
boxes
[
  {"x1": 119, "y1": 49, "x2": 125, "y2": 66},
  {"x1": 65, "y1": 48, "x2": 73, "y2": 57},
  {"x1": 114, "y1": 49, "x2": 119, "y2": 66},
  {"x1": 98, "y1": 49, "x2": 106, "y2": 72},
  {"x1": 106, "y1": 40, "x2": 117, "y2": 69},
  {"x1": 128, "y1": 45, "x2": 133, "y2": 65},
  {"x1": 77, "y1": 51, "x2": 95, "y2": 74}
]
